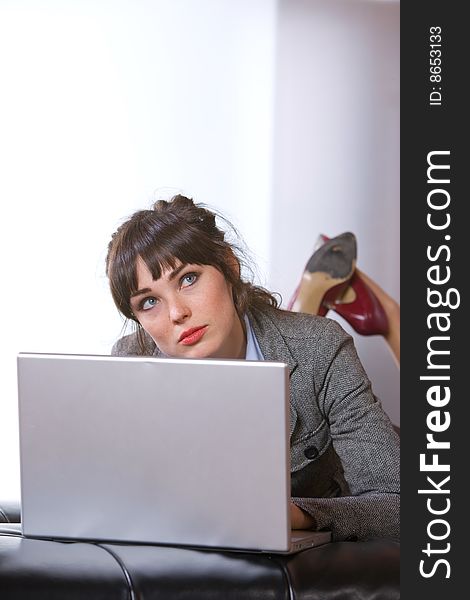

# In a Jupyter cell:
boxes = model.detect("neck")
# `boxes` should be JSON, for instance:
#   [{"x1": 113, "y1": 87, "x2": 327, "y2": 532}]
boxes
[{"x1": 230, "y1": 314, "x2": 247, "y2": 359}]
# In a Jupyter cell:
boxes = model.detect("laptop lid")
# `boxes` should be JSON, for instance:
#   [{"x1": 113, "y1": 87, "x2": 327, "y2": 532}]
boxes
[{"x1": 17, "y1": 352, "x2": 303, "y2": 552}]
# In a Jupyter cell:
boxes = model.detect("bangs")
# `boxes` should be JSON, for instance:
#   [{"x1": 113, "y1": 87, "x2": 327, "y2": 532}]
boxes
[
  {"x1": 138, "y1": 222, "x2": 225, "y2": 286},
  {"x1": 110, "y1": 212, "x2": 227, "y2": 316},
  {"x1": 139, "y1": 236, "x2": 212, "y2": 284}
]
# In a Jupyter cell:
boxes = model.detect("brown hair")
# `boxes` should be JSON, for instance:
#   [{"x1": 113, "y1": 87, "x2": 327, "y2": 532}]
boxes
[{"x1": 106, "y1": 195, "x2": 279, "y2": 349}]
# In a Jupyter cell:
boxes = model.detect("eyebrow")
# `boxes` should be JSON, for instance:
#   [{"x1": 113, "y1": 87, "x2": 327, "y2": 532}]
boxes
[{"x1": 130, "y1": 264, "x2": 187, "y2": 298}]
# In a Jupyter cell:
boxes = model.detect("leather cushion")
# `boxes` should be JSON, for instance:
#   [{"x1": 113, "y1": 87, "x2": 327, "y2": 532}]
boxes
[
  {"x1": 0, "y1": 532, "x2": 400, "y2": 600},
  {"x1": 100, "y1": 542, "x2": 289, "y2": 600},
  {"x1": 0, "y1": 534, "x2": 131, "y2": 600},
  {"x1": 277, "y1": 539, "x2": 400, "y2": 600}
]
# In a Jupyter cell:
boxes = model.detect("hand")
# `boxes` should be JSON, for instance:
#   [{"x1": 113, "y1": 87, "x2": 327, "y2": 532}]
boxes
[{"x1": 290, "y1": 502, "x2": 316, "y2": 530}]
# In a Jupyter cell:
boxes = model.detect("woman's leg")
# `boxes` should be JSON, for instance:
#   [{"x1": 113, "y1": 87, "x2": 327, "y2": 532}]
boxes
[
  {"x1": 289, "y1": 235, "x2": 400, "y2": 367},
  {"x1": 352, "y1": 269, "x2": 400, "y2": 366}
]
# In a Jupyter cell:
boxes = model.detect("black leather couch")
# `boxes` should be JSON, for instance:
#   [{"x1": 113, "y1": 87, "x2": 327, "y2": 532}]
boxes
[{"x1": 0, "y1": 501, "x2": 399, "y2": 599}]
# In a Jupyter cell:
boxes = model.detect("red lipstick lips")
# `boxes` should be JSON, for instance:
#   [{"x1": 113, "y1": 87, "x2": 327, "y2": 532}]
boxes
[{"x1": 179, "y1": 326, "x2": 208, "y2": 346}]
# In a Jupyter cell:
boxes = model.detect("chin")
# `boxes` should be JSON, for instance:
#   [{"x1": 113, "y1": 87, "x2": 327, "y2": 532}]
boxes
[{"x1": 181, "y1": 344, "x2": 217, "y2": 360}]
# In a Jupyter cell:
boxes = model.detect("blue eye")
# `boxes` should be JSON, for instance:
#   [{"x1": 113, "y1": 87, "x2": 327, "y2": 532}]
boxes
[
  {"x1": 181, "y1": 273, "x2": 197, "y2": 287},
  {"x1": 142, "y1": 297, "x2": 158, "y2": 310}
]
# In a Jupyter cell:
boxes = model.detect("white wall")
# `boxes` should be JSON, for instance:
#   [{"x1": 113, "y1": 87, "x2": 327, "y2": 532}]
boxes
[{"x1": 0, "y1": 0, "x2": 399, "y2": 502}]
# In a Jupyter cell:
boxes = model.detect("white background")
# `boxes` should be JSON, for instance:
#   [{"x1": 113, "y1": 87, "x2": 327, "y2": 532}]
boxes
[{"x1": 0, "y1": 0, "x2": 399, "y2": 502}]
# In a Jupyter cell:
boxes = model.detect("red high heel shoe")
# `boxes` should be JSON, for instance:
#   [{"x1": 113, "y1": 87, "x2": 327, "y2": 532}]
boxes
[
  {"x1": 325, "y1": 271, "x2": 389, "y2": 336},
  {"x1": 288, "y1": 232, "x2": 357, "y2": 315}
]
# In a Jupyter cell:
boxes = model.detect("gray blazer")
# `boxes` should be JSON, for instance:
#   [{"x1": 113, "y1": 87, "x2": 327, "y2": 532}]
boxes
[{"x1": 112, "y1": 306, "x2": 400, "y2": 542}]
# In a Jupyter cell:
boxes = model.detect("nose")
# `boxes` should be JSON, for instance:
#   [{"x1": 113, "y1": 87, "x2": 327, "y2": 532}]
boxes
[{"x1": 168, "y1": 296, "x2": 191, "y2": 323}]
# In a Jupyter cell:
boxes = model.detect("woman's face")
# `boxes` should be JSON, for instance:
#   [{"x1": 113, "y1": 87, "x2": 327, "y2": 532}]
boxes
[{"x1": 130, "y1": 258, "x2": 246, "y2": 359}]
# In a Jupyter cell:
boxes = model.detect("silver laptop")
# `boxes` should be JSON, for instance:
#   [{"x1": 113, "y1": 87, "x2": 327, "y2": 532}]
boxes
[{"x1": 17, "y1": 352, "x2": 331, "y2": 554}]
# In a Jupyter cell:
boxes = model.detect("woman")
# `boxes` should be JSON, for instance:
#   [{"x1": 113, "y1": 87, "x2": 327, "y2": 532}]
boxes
[{"x1": 106, "y1": 194, "x2": 400, "y2": 542}]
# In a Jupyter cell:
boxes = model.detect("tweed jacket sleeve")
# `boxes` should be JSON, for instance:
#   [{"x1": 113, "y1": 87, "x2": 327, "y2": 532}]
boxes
[{"x1": 249, "y1": 307, "x2": 400, "y2": 542}]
